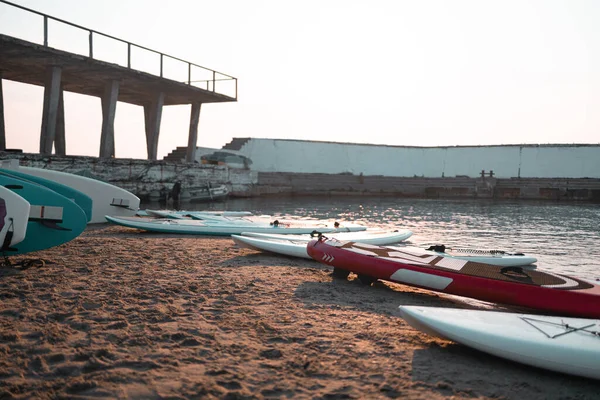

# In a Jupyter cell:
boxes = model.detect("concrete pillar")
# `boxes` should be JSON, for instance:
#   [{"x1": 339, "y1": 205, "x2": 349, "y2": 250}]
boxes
[
  {"x1": 185, "y1": 102, "x2": 201, "y2": 163},
  {"x1": 99, "y1": 80, "x2": 120, "y2": 158},
  {"x1": 39, "y1": 66, "x2": 62, "y2": 154},
  {"x1": 0, "y1": 72, "x2": 5, "y2": 151},
  {"x1": 54, "y1": 89, "x2": 66, "y2": 155},
  {"x1": 143, "y1": 92, "x2": 164, "y2": 160}
]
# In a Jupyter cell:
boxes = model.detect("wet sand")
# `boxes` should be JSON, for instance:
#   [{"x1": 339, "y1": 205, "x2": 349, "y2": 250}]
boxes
[{"x1": 1, "y1": 224, "x2": 599, "y2": 399}]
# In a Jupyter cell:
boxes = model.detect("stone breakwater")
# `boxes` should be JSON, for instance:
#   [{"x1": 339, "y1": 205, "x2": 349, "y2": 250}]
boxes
[
  {"x1": 256, "y1": 172, "x2": 600, "y2": 202},
  {"x1": 0, "y1": 153, "x2": 258, "y2": 201}
]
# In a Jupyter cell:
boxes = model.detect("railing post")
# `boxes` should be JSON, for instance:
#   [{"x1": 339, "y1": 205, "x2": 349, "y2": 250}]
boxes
[
  {"x1": 188, "y1": 63, "x2": 191, "y2": 85},
  {"x1": 160, "y1": 53, "x2": 163, "y2": 77},
  {"x1": 235, "y1": 78, "x2": 238, "y2": 99},
  {"x1": 212, "y1": 71, "x2": 216, "y2": 92},
  {"x1": 88, "y1": 31, "x2": 93, "y2": 58},
  {"x1": 43, "y1": 15, "x2": 48, "y2": 46},
  {"x1": 127, "y1": 43, "x2": 131, "y2": 68}
]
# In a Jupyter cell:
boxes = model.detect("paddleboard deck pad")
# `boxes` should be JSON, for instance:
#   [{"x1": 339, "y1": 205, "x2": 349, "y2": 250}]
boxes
[{"x1": 307, "y1": 238, "x2": 600, "y2": 318}]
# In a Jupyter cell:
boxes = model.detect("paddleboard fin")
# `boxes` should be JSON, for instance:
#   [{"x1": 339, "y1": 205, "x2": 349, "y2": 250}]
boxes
[{"x1": 39, "y1": 220, "x2": 72, "y2": 231}]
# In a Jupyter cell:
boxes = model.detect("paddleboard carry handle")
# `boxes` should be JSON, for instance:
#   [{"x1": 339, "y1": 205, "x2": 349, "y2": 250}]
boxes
[
  {"x1": 316, "y1": 233, "x2": 329, "y2": 242},
  {"x1": 270, "y1": 219, "x2": 290, "y2": 227},
  {"x1": 28, "y1": 205, "x2": 71, "y2": 231}
]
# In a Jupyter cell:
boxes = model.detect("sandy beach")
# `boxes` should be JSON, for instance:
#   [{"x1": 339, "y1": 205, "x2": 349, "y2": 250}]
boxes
[{"x1": 1, "y1": 224, "x2": 599, "y2": 399}]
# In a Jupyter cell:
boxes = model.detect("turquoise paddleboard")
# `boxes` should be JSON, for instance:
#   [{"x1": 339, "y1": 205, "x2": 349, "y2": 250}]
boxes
[
  {"x1": 0, "y1": 172, "x2": 88, "y2": 255},
  {"x1": 0, "y1": 168, "x2": 93, "y2": 223}
]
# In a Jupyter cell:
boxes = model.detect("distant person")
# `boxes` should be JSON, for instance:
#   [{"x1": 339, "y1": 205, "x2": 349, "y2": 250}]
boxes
[
  {"x1": 171, "y1": 181, "x2": 182, "y2": 210},
  {"x1": 159, "y1": 186, "x2": 168, "y2": 208}
]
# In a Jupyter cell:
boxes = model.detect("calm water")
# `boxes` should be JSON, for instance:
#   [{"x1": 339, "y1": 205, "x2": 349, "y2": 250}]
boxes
[{"x1": 142, "y1": 197, "x2": 600, "y2": 280}]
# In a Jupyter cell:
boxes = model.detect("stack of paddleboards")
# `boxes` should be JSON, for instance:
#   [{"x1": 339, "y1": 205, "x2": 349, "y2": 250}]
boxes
[
  {"x1": 0, "y1": 170, "x2": 89, "y2": 255},
  {"x1": 105, "y1": 214, "x2": 368, "y2": 236},
  {"x1": 0, "y1": 160, "x2": 141, "y2": 255},
  {"x1": 1, "y1": 160, "x2": 140, "y2": 224}
]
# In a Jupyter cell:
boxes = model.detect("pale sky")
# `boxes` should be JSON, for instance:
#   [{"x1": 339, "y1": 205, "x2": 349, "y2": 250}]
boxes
[{"x1": 1, "y1": 0, "x2": 599, "y2": 160}]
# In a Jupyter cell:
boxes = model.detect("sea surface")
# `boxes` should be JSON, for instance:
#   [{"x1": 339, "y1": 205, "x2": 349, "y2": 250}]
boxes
[{"x1": 141, "y1": 196, "x2": 600, "y2": 281}]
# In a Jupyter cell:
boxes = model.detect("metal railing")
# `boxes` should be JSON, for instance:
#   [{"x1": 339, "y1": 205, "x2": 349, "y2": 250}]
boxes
[{"x1": 0, "y1": 0, "x2": 237, "y2": 99}]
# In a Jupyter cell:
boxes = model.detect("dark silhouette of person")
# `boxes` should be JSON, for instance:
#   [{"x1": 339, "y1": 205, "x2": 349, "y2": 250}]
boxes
[{"x1": 171, "y1": 181, "x2": 182, "y2": 210}]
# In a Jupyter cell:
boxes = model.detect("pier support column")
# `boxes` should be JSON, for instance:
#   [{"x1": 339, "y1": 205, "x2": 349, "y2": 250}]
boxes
[
  {"x1": 0, "y1": 72, "x2": 5, "y2": 151},
  {"x1": 40, "y1": 66, "x2": 62, "y2": 155},
  {"x1": 99, "y1": 80, "x2": 120, "y2": 158},
  {"x1": 144, "y1": 92, "x2": 164, "y2": 161},
  {"x1": 54, "y1": 89, "x2": 66, "y2": 155},
  {"x1": 185, "y1": 102, "x2": 201, "y2": 163}
]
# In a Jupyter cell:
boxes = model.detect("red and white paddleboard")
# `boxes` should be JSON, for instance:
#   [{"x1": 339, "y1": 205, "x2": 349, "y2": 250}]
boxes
[{"x1": 307, "y1": 238, "x2": 600, "y2": 318}]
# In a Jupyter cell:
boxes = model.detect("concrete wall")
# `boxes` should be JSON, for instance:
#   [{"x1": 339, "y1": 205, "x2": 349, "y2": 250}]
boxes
[{"x1": 235, "y1": 139, "x2": 600, "y2": 179}]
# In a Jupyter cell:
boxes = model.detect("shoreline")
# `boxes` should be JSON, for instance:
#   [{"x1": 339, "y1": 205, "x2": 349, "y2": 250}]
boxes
[{"x1": 1, "y1": 225, "x2": 599, "y2": 399}]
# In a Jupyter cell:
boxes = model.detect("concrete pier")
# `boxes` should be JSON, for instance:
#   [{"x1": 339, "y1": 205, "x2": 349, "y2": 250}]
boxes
[{"x1": 0, "y1": 0, "x2": 237, "y2": 159}]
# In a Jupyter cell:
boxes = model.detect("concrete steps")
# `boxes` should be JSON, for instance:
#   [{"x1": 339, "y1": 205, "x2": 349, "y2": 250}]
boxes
[
  {"x1": 222, "y1": 138, "x2": 251, "y2": 151},
  {"x1": 163, "y1": 147, "x2": 188, "y2": 162}
]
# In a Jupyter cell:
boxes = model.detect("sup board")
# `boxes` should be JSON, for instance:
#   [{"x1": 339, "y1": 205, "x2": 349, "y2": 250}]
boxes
[
  {"x1": 399, "y1": 306, "x2": 600, "y2": 380},
  {"x1": 232, "y1": 234, "x2": 313, "y2": 258},
  {"x1": 233, "y1": 229, "x2": 414, "y2": 259},
  {"x1": 393, "y1": 245, "x2": 537, "y2": 267},
  {"x1": 0, "y1": 168, "x2": 93, "y2": 223},
  {"x1": 307, "y1": 238, "x2": 600, "y2": 318},
  {"x1": 106, "y1": 215, "x2": 363, "y2": 236},
  {"x1": 0, "y1": 172, "x2": 88, "y2": 255},
  {"x1": 142, "y1": 209, "x2": 253, "y2": 219},
  {"x1": 241, "y1": 229, "x2": 413, "y2": 245},
  {"x1": 0, "y1": 186, "x2": 30, "y2": 249},
  {"x1": 196, "y1": 215, "x2": 367, "y2": 232},
  {"x1": 0, "y1": 161, "x2": 140, "y2": 224}
]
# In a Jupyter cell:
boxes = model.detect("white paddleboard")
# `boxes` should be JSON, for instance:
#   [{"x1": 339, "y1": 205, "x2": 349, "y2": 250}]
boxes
[
  {"x1": 141, "y1": 209, "x2": 252, "y2": 219},
  {"x1": 233, "y1": 229, "x2": 413, "y2": 259},
  {"x1": 242, "y1": 229, "x2": 413, "y2": 245},
  {"x1": 399, "y1": 306, "x2": 600, "y2": 380},
  {"x1": 106, "y1": 215, "x2": 361, "y2": 235},
  {"x1": 232, "y1": 234, "x2": 311, "y2": 258},
  {"x1": 392, "y1": 245, "x2": 537, "y2": 267},
  {"x1": 0, "y1": 186, "x2": 29, "y2": 248},
  {"x1": 0, "y1": 161, "x2": 140, "y2": 224}
]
